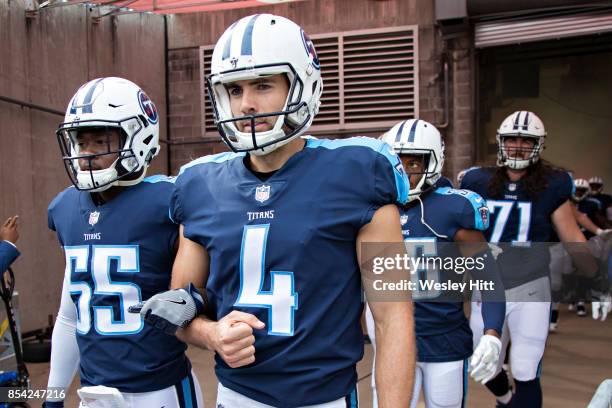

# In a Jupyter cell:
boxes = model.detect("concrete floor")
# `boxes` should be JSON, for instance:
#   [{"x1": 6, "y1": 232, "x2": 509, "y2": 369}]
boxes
[{"x1": 18, "y1": 307, "x2": 612, "y2": 407}]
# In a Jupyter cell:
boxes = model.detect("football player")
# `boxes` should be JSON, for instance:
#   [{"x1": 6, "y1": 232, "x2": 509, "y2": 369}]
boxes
[
  {"x1": 366, "y1": 119, "x2": 506, "y2": 408},
  {"x1": 136, "y1": 14, "x2": 415, "y2": 408},
  {"x1": 44, "y1": 77, "x2": 203, "y2": 408},
  {"x1": 588, "y1": 176, "x2": 612, "y2": 222},
  {"x1": 460, "y1": 111, "x2": 596, "y2": 408}
]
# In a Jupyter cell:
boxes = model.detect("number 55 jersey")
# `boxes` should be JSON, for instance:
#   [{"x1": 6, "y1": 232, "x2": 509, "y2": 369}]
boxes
[
  {"x1": 47, "y1": 176, "x2": 190, "y2": 392},
  {"x1": 171, "y1": 137, "x2": 409, "y2": 407}
]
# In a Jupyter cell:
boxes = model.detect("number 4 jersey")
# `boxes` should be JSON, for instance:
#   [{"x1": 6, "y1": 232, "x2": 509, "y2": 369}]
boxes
[
  {"x1": 171, "y1": 137, "x2": 409, "y2": 407},
  {"x1": 47, "y1": 176, "x2": 189, "y2": 393}
]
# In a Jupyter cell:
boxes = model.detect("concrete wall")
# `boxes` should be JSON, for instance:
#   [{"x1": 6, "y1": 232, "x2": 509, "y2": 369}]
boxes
[
  {"x1": 0, "y1": 1, "x2": 166, "y2": 331},
  {"x1": 165, "y1": 0, "x2": 472, "y2": 178},
  {"x1": 478, "y1": 47, "x2": 612, "y2": 184}
]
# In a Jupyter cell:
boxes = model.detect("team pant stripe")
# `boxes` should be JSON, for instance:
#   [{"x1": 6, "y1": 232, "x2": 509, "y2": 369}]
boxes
[
  {"x1": 181, "y1": 375, "x2": 194, "y2": 408},
  {"x1": 462, "y1": 358, "x2": 468, "y2": 408},
  {"x1": 175, "y1": 380, "x2": 186, "y2": 408},
  {"x1": 187, "y1": 371, "x2": 198, "y2": 408},
  {"x1": 345, "y1": 387, "x2": 358, "y2": 407}
]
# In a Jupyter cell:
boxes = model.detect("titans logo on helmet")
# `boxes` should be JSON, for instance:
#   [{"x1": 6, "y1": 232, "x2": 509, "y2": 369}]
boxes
[
  {"x1": 300, "y1": 29, "x2": 320, "y2": 70},
  {"x1": 138, "y1": 90, "x2": 158, "y2": 124}
]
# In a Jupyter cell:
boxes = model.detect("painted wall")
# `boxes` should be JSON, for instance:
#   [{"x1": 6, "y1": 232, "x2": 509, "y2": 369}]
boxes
[{"x1": 0, "y1": 1, "x2": 166, "y2": 330}]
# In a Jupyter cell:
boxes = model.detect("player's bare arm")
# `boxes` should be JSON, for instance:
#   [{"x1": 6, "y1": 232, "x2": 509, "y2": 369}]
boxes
[
  {"x1": 172, "y1": 226, "x2": 265, "y2": 367},
  {"x1": 358, "y1": 204, "x2": 415, "y2": 407},
  {"x1": 553, "y1": 200, "x2": 597, "y2": 277}
]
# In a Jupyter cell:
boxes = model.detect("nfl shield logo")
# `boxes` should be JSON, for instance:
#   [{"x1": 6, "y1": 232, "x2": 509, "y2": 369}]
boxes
[
  {"x1": 88, "y1": 211, "x2": 100, "y2": 226},
  {"x1": 400, "y1": 214, "x2": 409, "y2": 225},
  {"x1": 255, "y1": 185, "x2": 271, "y2": 203},
  {"x1": 508, "y1": 183, "x2": 517, "y2": 192}
]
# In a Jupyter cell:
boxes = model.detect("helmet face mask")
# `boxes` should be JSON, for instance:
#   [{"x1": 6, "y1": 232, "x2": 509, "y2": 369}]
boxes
[
  {"x1": 58, "y1": 78, "x2": 160, "y2": 192},
  {"x1": 496, "y1": 111, "x2": 546, "y2": 170},
  {"x1": 573, "y1": 178, "x2": 590, "y2": 201},
  {"x1": 588, "y1": 176, "x2": 604, "y2": 194},
  {"x1": 399, "y1": 151, "x2": 436, "y2": 195},
  {"x1": 381, "y1": 119, "x2": 444, "y2": 202},
  {"x1": 207, "y1": 65, "x2": 311, "y2": 155},
  {"x1": 208, "y1": 14, "x2": 323, "y2": 155},
  {"x1": 497, "y1": 135, "x2": 542, "y2": 170},
  {"x1": 57, "y1": 120, "x2": 143, "y2": 192}
]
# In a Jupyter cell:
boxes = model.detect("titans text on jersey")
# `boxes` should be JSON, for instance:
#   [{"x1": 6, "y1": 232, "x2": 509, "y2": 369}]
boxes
[
  {"x1": 171, "y1": 137, "x2": 408, "y2": 407},
  {"x1": 47, "y1": 176, "x2": 189, "y2": 393}
]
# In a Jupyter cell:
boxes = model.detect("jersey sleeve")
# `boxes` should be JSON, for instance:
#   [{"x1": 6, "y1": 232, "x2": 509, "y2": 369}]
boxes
[
  {"x1": 169, "y1": 177, "x2": 184, "y2": 225},
  {"x1": 458, "y1": 167, "x2": 480, "y2": 191},
  {"x1": 47, "y1": 190, "x2": 68, "y2": 245},
  {"x1": 551, "y1": 171, "x2": 574, "y2": 211},
  {"x1": 363, "y1": 142, "x2": 410, "y2": 225},
  {"x1": 458, "y1": 191, "x2": 490, "y2": 231},
  {"x1": 372, "y1": 142, "x2": 410, "y2": 206}
]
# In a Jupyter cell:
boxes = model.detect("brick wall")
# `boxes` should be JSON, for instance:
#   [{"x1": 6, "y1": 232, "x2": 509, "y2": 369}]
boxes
[
  {"x1": 167, "y1": 47, "x2": 227, "y2": 174},
  {"x1": 165, "y1": 0, "x2": 478, "y2": 183},
  {"x1": 444, "y1": 34, "x2": 476, "y2": 184}
]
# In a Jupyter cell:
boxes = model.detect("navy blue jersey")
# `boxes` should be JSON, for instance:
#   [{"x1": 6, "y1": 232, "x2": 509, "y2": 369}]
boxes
[
  {"x1": 401, "y1": 187, "x2": 488, "y2": 362},
  {"x1": 171, "y1": 137, "x2": 408, "y2": 407},
  {"x1": 47, "y1": 176, "x2": 189, "y2": 393},
  {"x1": 461, "y1": 166, "x2": 573, "y2": 288},
  {"x1": 591, "y1": 193, "x2": 611, "y2": 210},
  {"x1": 578, "y1": 198, "x2": 603, "y2": 239},
  {"x1": 435, "y1": 176, "x2": 454, "y2": 188}
]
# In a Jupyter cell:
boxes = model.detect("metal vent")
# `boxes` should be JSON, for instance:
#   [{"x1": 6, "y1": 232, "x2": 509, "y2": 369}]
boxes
[
  {"x1": 475, "y1": 12, "x2": 612, "y2": 48},
  {"x1": 200, "y1": 25, "x2": 419, "y2": 136}
]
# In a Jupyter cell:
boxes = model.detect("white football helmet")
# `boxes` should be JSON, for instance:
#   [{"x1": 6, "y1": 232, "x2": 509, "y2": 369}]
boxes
[
  {"x1": 496, "y1": 111, "x2": 546, "y2": 170},
  {"x1": 588, "y1": 176, "x2": 604, "y2": 194},
  {"x1": 207, "y1": 14, "x2": 323, "y2": 155},
  {"x1": 57, "y1": 77, "x2": 160, "y2": 192},
  {"x1": 573, "y1": 178, "x2": 590, "y2": 202},
  {"x1": 381, "y1": 119, "x2": 444, "y2": 201}
]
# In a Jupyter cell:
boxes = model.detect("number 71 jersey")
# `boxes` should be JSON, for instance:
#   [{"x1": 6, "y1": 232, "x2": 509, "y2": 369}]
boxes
[{"x1": 47, "y1": 177, "x2": 189, "y2": 393}]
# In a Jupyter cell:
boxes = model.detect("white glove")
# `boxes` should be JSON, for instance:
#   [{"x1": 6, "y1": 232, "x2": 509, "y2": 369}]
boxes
[
  {"x1": 470, "y1": 334, "x2": 502, "y2": 384},
  {"x1": 77, "y1": 385, "x2": 127, "y2": 408},
  {"x1": 592, "y1": 293, "x2": 612, "y2": 321},
  {"x1": 595, "y1": 228, "x2": 612, "y2": 239},
  {"x1": 487, "y1": 243, "x2": 503, "y2": 260}
]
